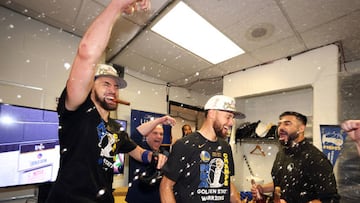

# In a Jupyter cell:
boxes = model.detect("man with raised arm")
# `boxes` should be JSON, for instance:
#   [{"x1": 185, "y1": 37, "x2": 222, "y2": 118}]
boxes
[{"x1": 45, "y1": 1, "x2": 170, "y2": 202}]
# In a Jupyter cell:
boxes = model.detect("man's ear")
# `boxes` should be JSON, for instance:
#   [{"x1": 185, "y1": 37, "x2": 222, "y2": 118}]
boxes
[
  {"x1": 298, "y1": 125, "x2": 305, "y2": 134},
  {"x1": 207, "y1": 109, "x2": 217, "y2": 119}
]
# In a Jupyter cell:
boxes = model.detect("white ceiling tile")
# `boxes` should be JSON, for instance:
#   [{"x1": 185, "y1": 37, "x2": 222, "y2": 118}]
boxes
[
  {"x1": 188, "y1": 79, "x2": 223, "y2": 96},
  {"x1": 171, "y1": 66, "x2": 225, "y2": 94},
  {"x1": 301, "y1": 10, "x2": 360, "y2": 50},
  {"x1": 184, "y1": 0, "x2": 275, "y2": 30},
  {"x1": 74, "y1": 0, "x2": 106, "y2": 34},
  {"x1": 280, "y1": 0, "x2": 360, "y2": 32},
  {"x1": 216, "y1": 54, "x2": 262, "y2": 73},
  {"x1": 11, "y1": 0, "x2": 83, "y2": 25},
  {"x1": 250, "y1": 36, "x2": 307, "y2": 62},
  {"x1": 111, "y1": 49, "x2": 186, "y2": 82},
  {"x1": 106, "y1": 18, "x2": 142, "y2": 59},
  {"x1": 224, "y1": 4, "x2": 294, "y2": 52}
]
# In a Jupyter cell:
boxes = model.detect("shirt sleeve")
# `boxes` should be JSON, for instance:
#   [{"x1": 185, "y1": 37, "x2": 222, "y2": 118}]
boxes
[
  {"x1": 108, "y1": 118, "x2": 137, "y2": 153},
  {"x1": 116, "y1": 131, "x2": 137, "y2": 153},
  {"x1": 162, "y1": 140, "x2": 188, "y2": 182}
]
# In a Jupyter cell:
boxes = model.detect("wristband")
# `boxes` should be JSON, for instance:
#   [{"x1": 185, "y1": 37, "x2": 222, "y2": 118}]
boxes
[
  {"x1": 141, "y1": 150, "x2": 151, "y2": 164},
  {"x1": 151, "y1": 151, "x2": 159, "y2": 166}
]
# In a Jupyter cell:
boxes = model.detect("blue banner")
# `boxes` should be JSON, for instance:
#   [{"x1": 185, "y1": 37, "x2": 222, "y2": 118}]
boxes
[{"x1": 320, "y1": 125, "x2": 347, "y2": 165}]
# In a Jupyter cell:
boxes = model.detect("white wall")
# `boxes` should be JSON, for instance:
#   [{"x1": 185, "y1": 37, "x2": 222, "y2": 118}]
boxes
[
  {"x1": 0, "y1": 6, "x2": 209, "y2": 202},
  {"x1": 231, "y1": 88, "x2": 313, "y2": 191},
  {"x1": 224, "y1": 45, "x2": 339, "y2": 191},
  {"x1": 0, "y1": 7, "x2": 79, "y2": 109},
  {"x1": 225, "y1": 44, "x2": 339, "y2": 149}
]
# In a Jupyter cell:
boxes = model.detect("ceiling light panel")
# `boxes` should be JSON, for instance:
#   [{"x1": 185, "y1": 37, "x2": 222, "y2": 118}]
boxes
[{"x1": 151, "y1": 1, "x2": 245, "y2": 64}]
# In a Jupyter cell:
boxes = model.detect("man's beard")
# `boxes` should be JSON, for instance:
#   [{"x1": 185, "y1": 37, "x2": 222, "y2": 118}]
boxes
[
  {"x1": 214, "y1": 121, "x2": 227, "y2": 138},
  {"x1": 94, "y1": 91, "x2": 117, "y2": 111},
  {"x1": 279, "y1": 131, "x2": 299, "y2": 147}
]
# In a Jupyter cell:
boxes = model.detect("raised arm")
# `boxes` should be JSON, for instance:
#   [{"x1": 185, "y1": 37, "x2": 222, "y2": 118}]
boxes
[
  {"x1": 65, "y1": 0, "x2": 150, "y2": 111},
  {"x1": 137, "y1": 115, "x2": 176, "y2": 136}
]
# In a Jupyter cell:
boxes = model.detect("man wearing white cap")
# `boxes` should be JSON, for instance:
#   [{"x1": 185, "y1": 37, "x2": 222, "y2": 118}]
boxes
[
  {"x1": 46, "y1": 1, "x2": 171, "y2": 203},
  {"x1": 160, "y1": 95, "x2": 244, "y2": 203}
]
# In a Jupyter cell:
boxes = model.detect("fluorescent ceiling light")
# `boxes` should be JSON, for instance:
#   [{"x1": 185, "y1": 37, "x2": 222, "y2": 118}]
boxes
[{"x1": 151, "y1": 1, "x2": 245, "y2": 64}]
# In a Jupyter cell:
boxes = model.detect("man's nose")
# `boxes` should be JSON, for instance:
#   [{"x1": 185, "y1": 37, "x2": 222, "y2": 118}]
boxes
[
  {"x1": 228, "y1": 119, "x2": 234, "y2": 126},
  {"x1": 108, "y1": 85, "x2": 118, "y2": 93}
]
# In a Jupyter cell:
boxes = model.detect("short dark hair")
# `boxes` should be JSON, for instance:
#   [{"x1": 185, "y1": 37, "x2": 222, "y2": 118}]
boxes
[
  {"x1": 182, "y1": 124, "x2": 191, "y2": 131},
  {"x1": 279, "y1": 111, "x2": 307, "y2": 125},
  {"x1": 204, "y1": 110, "x2": 209, "y2": 118}
]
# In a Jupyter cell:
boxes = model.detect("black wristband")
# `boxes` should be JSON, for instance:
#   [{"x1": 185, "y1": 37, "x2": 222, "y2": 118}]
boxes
[{"x1": 151, "y1": 151, "x2": 159, "y2": 166}]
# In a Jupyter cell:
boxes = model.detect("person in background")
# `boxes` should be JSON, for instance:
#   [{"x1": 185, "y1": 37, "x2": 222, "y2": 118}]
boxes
[
  {"x1": 45, "y1": 1, "x2": 169, "y2": 202},
  {"x1": 251, "y1": 111, "x2": 340, "y2": 203},
  {"x1": 181, "y1": 124, "x2": 193, "y2": 137},
  {"x1": 160, "y1": 95, "x2": 244, "y2": 203},
  {"x1": 335, "y1": 119, "x2": 360, "y2": 203},
  {"x1": 126, "y1": 115, "x2": 176, "y2": 203}
]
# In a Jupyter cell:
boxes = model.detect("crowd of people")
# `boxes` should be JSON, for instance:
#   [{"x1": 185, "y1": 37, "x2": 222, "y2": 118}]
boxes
[{"x1": 43, "y1": 0, "x2": 360, "y2": 202}]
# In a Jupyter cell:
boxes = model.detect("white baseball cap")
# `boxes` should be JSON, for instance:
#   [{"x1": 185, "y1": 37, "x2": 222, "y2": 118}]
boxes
[
  {"x1": 204, "y1": 95, "x2": 245, "y2": 119},
  {"x1": 95, "y1": 64, "x2": 127, "y2": 89},
  {"x1": 255, "y1": 122, "x2": 270, "y2": 137}
]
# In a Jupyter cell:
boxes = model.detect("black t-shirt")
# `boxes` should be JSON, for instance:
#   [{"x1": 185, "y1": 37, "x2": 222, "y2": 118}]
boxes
[
  {"x1": 162, "y1": 132, "x2": 235, "y2": 203},
  {"x1": 272, "y1": 139, "x2": 340, "y2": 203},
  {"x1": 46, "y1": 89, "x2": 137, "y2": 203}
]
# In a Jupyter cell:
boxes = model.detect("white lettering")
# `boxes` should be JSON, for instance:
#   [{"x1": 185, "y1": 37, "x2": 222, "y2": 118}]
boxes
[{"x1": 200, "y1": 195, "x2": 225, "y2": 201}]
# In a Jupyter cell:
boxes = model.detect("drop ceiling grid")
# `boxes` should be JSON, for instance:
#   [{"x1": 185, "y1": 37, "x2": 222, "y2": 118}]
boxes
[
  {"x1": 186, "y1": 79, "x2": 223, "y2": 95},
  {"x1": 279, "y1": 0, "x2": 360, "y2": 32},
  {"x1": 112, "y1": 49, "x2": 187, "y2": 82},
  {"x1": 13, "y1": 0, "x2": 83, "y2": 26},
  {"x1": 300, "y1": 10, "x2": 360, "y2": 53},
  {"x1": 224, "y1": 5, "x2": 295, "y2": 53},
  {"x1": 106, "y1": 18, "x2": 142, "y2": 59},
  {"x1": 216, "y1": 54, "x2": 262, "y2": 74},
  {"x1": 73, "y1": 0, "x2": 106, "y2": 34},
  {"x1": 184, "y1": 0, "x2": 275, "y2": 31},
  {"x1": 249, "y1": 36, "x2": 307, "y2": 63}
]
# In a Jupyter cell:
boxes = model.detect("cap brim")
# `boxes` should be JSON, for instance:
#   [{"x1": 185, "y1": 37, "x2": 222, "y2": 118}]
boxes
[
  {"x1": 96, "y1": 75, "x2": 127, "y2": 89},
  {"x1": 233, "y1": 111, "x2": 246, "y2": 119},
  {"x1": 116, "y1": 77, "x2": 127, "y2": 89},
  {"x1": 210, "y1": 109, "x2": 246, "y2": 119}
]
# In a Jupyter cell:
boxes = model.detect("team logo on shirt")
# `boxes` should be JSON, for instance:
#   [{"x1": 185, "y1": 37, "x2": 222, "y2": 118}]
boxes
[
  {"x1": 199, "y1": 150, "x2": 229, "y2": 188},
  {"x1": 96, "y1": 121, "x2": 119, "y2": 170},
  {"x1": 197, "y1": 150, "x2": 230, "y2": 201}
]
